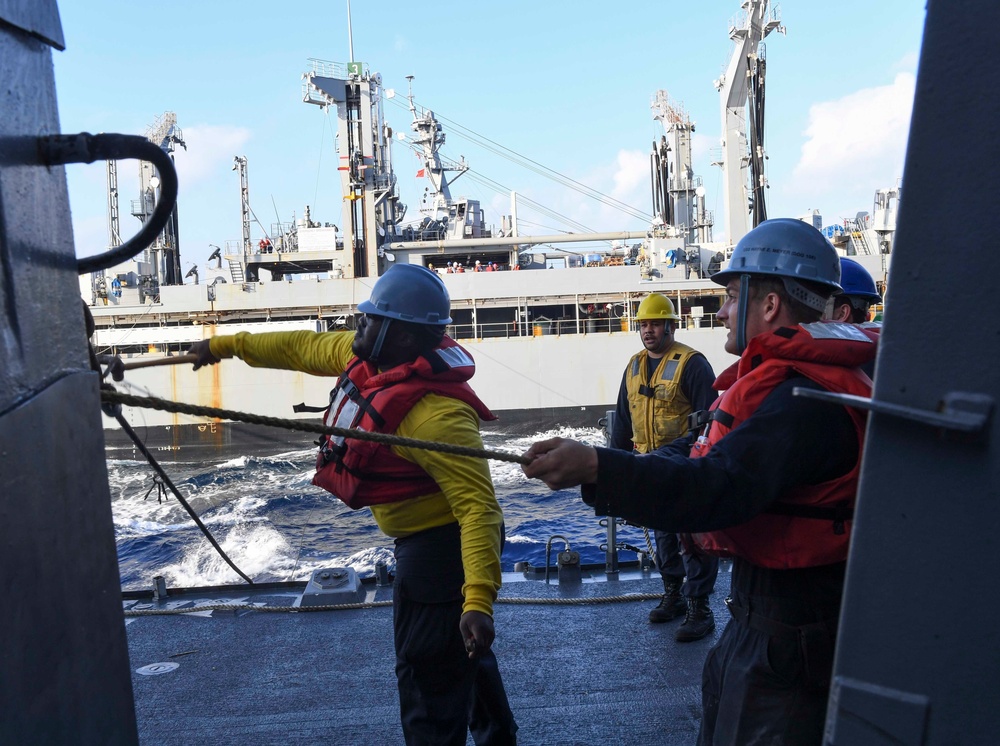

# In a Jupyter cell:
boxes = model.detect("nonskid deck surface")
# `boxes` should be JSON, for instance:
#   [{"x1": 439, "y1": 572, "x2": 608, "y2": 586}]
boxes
[{"x1": 125, "y1": 566, "x2": 731, "y2": 745}]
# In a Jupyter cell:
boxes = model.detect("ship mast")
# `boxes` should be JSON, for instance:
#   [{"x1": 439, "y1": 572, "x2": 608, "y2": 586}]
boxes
[
  {"x1": 651, "y1": 90, "x2": 713, "y2": 245},
  {"x1": 301, "y1": 4, "x2": 403, "y2": 279},
  {"x1": 714, "y1": 0, "x2": 783, "y2": 245},
  {"x1": 405, "y1": 76, "x2": 472, "y2": 226},
  {"x1": 135, "y1": 111, "x2": 186, "y2": 285},
  {"x1": 233, "y1": 155, "x2": 252, "y2": 257},
  {"x1": 302, "y1": 59, "x2": 401, "y2": 278}
]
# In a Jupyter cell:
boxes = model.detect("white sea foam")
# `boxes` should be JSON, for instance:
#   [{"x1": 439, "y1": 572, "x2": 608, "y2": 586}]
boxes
[
  {"x1": 110, "y1": 422, "x2": 608, "y2": 587},
  {"x1": 341, "y1": 546, "x2": 396, "y2": 575},
  {"x1": 484, "y1": 426, "x2": 603, "y2": 487},
  {"x1": 489, "y1": 460, "x2": 528, "y2": 487},
  {"x1": 118, "y1": 518, "x2": 188, "y2": 536},
  {"x1": 277, "y1": 545, "x2": 395, "y2": 582},
  {"x1": 503, "y1": 533, "x2": 534, "y2": 544},
  {"x1": 163, "y1": 521, "x2": 299, "y2": 586},
  {"x1": 112, "y1": 490, "x2": 198, "y2": 533},
  {"x1": 265, "y1": 448, "x2": 316, "y2": 462}
]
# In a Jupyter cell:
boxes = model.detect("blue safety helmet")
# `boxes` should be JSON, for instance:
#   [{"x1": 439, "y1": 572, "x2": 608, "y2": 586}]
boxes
[
  {"x1": 358, "y1": 264, "x2": 452, "y2": 325},
  {"x1": 712, "y1": 219, "x2": 843, "y2": 353},
  {"x1": 838, "y1": 257, "x2": 882, "y2": 303},
  {"x1": 712, "y1": 218, "x2": 843, "y2": 302},
  {"x1": 357, "y1": 264, "x2": 451, "y2": 365}
]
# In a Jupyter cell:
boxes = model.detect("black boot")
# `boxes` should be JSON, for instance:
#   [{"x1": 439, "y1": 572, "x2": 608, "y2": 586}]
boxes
[
  {"x1": 675, "y1": 596, "x2": 715, "y2": 642},
  {"x1": 649, "y1": 578, "x2": 686, "y2": 623}
]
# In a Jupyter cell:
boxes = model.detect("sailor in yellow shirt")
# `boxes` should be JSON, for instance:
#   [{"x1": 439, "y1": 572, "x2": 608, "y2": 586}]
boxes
[{"x1": 188, "y1": 264, "x2": 517, "y2": 745}]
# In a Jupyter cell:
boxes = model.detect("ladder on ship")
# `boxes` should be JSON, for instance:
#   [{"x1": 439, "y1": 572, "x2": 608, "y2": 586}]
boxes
[
  {"x1": 228, "y1": 258, "x2": 245, "y2": 283},
  {"x1": 850, "y1": 227, "x2": 880, "y2": 255}
]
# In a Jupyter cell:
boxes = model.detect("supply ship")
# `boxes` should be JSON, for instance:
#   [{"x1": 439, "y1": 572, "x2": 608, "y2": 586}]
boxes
[{"x1": 79, "y1": 1, "x2": 893, "y2": 460}]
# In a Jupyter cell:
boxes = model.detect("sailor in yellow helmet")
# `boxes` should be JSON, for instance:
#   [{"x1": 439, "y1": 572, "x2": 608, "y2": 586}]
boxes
[{"x1": 609, "y1": 293, "x2": 720, "y2": 639}]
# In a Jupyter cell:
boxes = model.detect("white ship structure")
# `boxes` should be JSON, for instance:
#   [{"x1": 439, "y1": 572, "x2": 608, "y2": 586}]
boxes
[{"x1": 82, "y1": 1, "x2": 896, "y2": 460}]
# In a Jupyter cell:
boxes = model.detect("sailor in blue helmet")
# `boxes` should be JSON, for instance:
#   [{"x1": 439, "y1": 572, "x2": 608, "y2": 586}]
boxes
[
  {"x1": 188, "y1": 263, "x2": 518, "y2": 745},
  {"x1": 827, "y1": 257, "x2": 883, "y2": 377},
  {"x1": 829, "y1": 257, "x2": 883, "y2": 325},
  {"x1": 521, "y1": 218, "x2": 878, "y2": 745}
]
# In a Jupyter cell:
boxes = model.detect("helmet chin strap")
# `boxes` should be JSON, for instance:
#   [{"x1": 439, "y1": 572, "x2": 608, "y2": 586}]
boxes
[
  {"x1": 369, "y1": 317, "x2": 392, "y2": 366},
  {"x1": 736, "y1": 274, "x2": 750, "y2": 354}
]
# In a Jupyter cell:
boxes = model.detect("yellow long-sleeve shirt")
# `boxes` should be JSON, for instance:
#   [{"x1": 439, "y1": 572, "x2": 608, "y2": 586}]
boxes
[{"x1": 209, "y1": 329, "x2": 503, "y2": 616}]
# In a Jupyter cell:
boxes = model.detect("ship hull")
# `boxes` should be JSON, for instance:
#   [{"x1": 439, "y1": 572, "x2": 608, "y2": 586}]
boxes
[{"x1": 100, "y1": 325, "x2": 732, "y2": 461}]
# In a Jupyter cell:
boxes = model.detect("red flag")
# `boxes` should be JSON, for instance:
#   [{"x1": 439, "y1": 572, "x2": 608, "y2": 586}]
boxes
[{"x1": 416, "y1": 169, "x2": 426, "y2": 178}]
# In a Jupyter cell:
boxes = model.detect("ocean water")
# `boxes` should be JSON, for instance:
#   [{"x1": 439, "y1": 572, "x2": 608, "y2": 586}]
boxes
[{"x1": 108, "y1": 426, "x2": 655, "y2": 591}]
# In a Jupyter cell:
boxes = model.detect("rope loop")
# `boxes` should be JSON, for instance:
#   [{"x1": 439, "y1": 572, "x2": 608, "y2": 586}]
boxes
[{"x1": 122, "y1": 593, "x2": 663, "y2": 617}]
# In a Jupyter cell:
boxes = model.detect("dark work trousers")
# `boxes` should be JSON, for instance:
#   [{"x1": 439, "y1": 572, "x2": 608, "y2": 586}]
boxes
[
  {"x1": 393, "y1": 521, "x2": 518, "y2": 746},
  {"x1": 698, "y1": 591, "x2": 837, "y2": 745},
  {"x1": 655, "y1": 530, "x2": 719, "y2": 597}
]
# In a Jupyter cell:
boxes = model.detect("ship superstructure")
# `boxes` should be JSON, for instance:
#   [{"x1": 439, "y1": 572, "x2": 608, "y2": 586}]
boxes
[{"x1": 82, "y1": 64, "x2": 732, "y2": 458}]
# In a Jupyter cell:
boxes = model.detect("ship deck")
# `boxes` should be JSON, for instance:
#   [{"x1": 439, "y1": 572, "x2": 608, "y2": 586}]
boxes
[{"x1": 124, "y1": 564, "x2": 731, "y2": 745}]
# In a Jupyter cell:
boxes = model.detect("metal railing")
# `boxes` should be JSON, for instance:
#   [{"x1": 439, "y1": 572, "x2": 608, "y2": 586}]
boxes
[{"x1": 446, "y1": 313, "x2": 721, "y2": 341}]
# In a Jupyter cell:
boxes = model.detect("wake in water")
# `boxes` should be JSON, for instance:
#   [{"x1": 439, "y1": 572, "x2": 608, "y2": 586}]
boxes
[{"x1": 109, "y1": 427, "x2": 655, "y2": 590}]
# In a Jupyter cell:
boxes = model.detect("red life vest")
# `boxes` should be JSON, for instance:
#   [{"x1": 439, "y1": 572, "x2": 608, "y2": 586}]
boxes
[
  {"x1": 687, "y1": 322, "x2": 877, "y2": 568},
  {"x1": 313, "y1": 336, "x2": 496, "y2": 509}
]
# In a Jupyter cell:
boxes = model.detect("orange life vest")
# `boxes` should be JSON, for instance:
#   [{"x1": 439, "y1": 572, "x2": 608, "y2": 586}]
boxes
[
  {"x1": 313, "y1": 336, "x2": 495, "y2": 509},
  {"x1": 688, "y1": 322, "x2": 876, "y2": 568}
]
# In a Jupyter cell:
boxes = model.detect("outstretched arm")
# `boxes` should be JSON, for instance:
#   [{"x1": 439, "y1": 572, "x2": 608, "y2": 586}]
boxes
[
  {"x1": 584, "y1": 378, "x2": 860, "y2": 532},
  {"x1": 186, "y1": 330, "x2": 356, "y2": 376},
  {"x1": 187, "y1": 339, "x2": 220, "y2": 370}
]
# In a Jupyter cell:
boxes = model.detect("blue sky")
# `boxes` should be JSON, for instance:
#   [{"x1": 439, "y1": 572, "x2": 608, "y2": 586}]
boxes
[{"x1": 53, "y1": 1, "x2": 926, "y2": 272}]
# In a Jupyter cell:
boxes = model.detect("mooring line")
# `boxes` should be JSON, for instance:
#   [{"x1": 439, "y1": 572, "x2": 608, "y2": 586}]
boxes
[{"x1": 100, "y1": 389, "x2": 530, "y2": 465}]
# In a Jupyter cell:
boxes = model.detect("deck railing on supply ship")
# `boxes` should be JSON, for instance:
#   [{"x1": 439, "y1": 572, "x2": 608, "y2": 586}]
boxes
[{"x1": 446, "y1": 313, "x2": 721, "y2": 341}]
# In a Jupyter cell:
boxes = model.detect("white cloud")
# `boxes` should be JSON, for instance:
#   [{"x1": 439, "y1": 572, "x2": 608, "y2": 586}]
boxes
[
  {"x1": 610, "y1": 148, "x2": 648, "y2": 202},
  {"x1": 557, "y1": 149, "x2": 650, "y2": 233},
  {"x1": 785, "y1": 72, "x2": 914, "y2": 221},
  {"x1": 172, "y1": 125, "x2": 253, "y2": 187},
  {"x1": 892, "y1": 51, "x2": 920, "y2": 75}
]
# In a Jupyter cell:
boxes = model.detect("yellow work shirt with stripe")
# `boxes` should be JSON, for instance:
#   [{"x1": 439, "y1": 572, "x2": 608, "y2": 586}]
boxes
[{"x1": 209, "y1": 329, "x2": 502, "y2": 617}]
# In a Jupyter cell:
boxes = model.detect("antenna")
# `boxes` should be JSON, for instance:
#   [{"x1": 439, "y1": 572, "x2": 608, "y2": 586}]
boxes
[
  {"x1": 271, "y1": 196, "x2": 282, "y2": 237},
  {"x1": 347, "y1": 0, "x2": 354, "y2": 62},
  {"x1": 406, "y1": 75, "x2": 416, "y2": 115}
]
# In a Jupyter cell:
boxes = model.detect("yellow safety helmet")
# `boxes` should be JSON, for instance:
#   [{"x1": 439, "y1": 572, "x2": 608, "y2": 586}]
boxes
[{"x1": 635, "y1": 293, "x2": 679, "y2": 321}]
